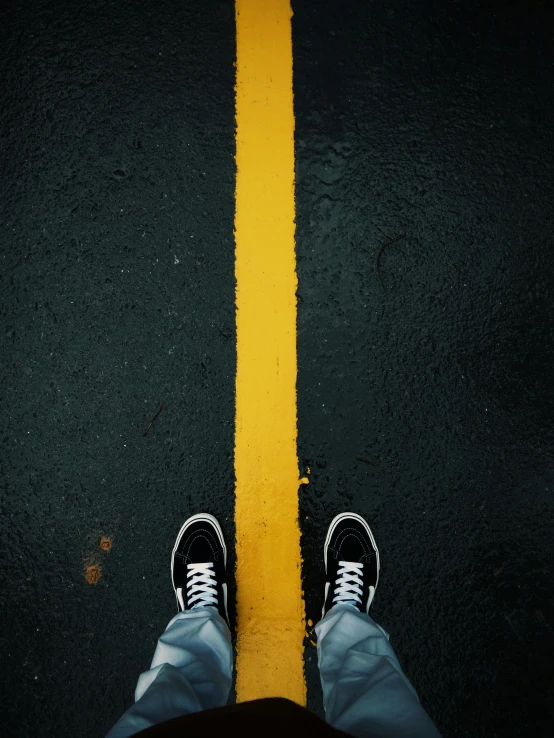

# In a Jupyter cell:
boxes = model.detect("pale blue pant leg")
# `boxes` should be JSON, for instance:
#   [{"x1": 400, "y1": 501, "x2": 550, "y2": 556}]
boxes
[
  {"x1": 316, "y1": 605, "x2": 442, "y2": 738},
  {"x1": 106, "y1": 608, "x2": 232, "y2": 738}
]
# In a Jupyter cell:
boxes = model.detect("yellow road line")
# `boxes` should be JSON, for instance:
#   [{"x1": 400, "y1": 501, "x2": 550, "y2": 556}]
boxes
[{"x1": 234, "y1": 0, "x2": 306, "y2": 704}]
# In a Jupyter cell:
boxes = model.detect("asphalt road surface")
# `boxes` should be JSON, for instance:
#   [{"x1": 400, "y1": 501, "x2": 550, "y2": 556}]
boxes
[{"x1": 1, "y1": 1, "x2": 553, "y2": 737}]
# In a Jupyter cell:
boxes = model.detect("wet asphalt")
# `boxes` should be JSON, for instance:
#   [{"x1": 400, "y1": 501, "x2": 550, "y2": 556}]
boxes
[
  {"x1": 295, "y1": 2, "x2": 554, "y2": 735},
  {"x1": 1, "y1": 1, "x2": 553, "y2": 737}
]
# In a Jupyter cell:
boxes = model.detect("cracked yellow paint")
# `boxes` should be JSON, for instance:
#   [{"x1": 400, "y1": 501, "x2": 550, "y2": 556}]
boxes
[{"x1": 234, "y1": 0, "x2": 306, "y2": 704}]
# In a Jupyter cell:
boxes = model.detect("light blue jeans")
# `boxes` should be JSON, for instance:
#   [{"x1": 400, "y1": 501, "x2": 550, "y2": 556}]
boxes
[{"x1": 106, "y1": 605, "x2": 441, "y2": 738}]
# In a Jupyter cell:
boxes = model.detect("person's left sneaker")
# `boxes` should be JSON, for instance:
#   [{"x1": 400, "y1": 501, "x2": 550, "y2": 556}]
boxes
[{"x1": 171, "y1": 513, "x2": 229, "y2": 627}]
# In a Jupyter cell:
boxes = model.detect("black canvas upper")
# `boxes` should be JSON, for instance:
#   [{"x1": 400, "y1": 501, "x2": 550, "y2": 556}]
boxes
[
  {"x1": 323, "y1": 514, "x2": 379, "y2": 617},
  {"x1": 171, "y1": 516, "x2": 229, "y2": 626}
]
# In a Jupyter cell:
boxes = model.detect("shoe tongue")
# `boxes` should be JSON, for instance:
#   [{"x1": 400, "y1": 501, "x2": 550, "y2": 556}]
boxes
[
  {"x1": 342, "y1": 546, "x2": 364, "y2": 562},
  {"x1": 331, "y1": 546, "x2": 363, "y2": 563}
]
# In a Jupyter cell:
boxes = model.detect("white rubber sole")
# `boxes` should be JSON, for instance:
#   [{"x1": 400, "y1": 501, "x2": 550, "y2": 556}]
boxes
[{"x1": 171, "y1": 513, "x2": 229, "y2": 622}]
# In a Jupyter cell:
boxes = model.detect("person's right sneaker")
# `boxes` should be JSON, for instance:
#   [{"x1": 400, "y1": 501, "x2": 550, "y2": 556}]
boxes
[{"x1": 322, "y1": 512, "x2": 380, "y2": 618}]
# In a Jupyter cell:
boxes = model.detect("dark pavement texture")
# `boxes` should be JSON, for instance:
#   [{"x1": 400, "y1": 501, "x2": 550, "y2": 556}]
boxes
[
  {"x1": 294, "y1": 1, "x2": 554, "y2": 737},
  {"x1": 0, "y1": 1, "x2": 553, "y2": 737},
  {"x1": 0, "y1": 1, "x2": 236, "y2": 736}
]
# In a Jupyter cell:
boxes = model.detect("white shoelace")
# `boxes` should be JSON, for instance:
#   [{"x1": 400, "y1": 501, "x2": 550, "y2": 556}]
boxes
[
  {"x1": 181, "y1": 563, "x2": 218, "y2": 609},
  {"x1": 333, "y1": 561, "x2": 364, "y2": 606}
]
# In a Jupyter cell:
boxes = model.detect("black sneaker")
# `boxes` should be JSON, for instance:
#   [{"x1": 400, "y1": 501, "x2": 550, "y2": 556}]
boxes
[
  {"x1": 171, "y1": 513, "x2": 229, "y2": 627},
  {"x1": 322, "y1": 512, "x2": 380, "y2": 618}
]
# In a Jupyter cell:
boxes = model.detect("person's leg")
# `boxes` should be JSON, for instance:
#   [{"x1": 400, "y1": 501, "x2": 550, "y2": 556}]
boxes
[
  {"x1": 316, "y1": 605, "x2": 440, "y2": 738},
  {"x1": 106, "y1": 514, "x2": 233, "y2": 738},
  {"x1": 317, "y1": 513, "x2": 441, "y2": 738},
  {"x1": 107, "y1": 608, "x2": 232, "y2": 738}
]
